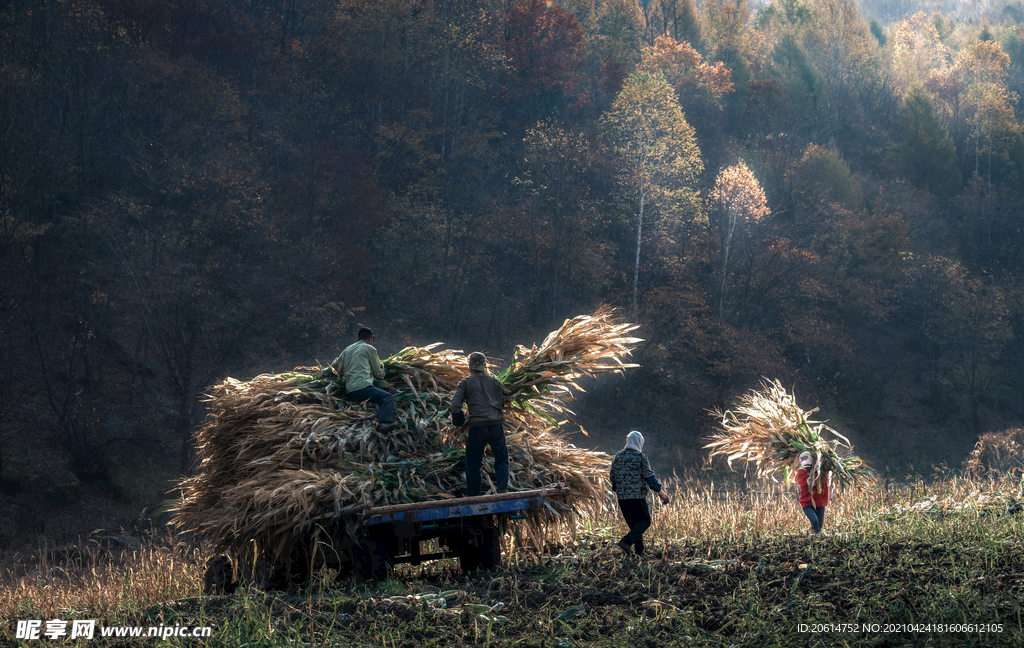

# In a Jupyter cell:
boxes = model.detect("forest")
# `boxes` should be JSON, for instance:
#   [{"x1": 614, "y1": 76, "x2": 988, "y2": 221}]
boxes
[{"x1": 2, "y1": 0, "x2": 1024, "y2": 548}]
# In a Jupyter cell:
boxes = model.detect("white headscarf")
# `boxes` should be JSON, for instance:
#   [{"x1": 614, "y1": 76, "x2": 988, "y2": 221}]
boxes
[{"x1": 624, "y1": 430, "x2": 644, "y2": 453}]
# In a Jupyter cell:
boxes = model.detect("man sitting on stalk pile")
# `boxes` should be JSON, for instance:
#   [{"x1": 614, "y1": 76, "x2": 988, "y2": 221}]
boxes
[
  {"x1": 327, "y1": 327, "x2": 397, "y2": 434},
  {"x1": 450, "y1": 352, "x2": 508, "y2": 496}
]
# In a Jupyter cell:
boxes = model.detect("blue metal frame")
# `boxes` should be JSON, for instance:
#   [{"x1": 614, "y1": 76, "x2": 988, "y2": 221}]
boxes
[{"x1": 363, "y1": 496, "x2": 537, "y2": 526}]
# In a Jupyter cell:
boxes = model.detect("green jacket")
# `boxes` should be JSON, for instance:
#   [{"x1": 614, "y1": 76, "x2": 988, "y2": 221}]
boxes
[{"x1": 332, "y1": 341, "x2": 384, "y2": 393}]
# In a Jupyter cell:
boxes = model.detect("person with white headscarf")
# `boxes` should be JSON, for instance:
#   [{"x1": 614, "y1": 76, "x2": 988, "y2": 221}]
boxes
[{"x1": 609, "y1": 430, "x2": 668, "y2": 556}]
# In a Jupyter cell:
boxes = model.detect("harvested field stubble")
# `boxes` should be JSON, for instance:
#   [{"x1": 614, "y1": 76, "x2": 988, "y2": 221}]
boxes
[{"x1": 2, "y1": 472, "x2": 1023, "y2": 646}]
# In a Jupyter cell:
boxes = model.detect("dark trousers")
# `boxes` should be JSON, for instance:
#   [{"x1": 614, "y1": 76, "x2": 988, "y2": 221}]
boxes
[
  {"x1": 346, "y1": 385, "x2": 395, "y2": 423},
  {"x1": 618, "y1": 498, "x2": 651, "y2": 553},
  {"x1": 465, "y1": 424, "x2": 508, "y2": 496},
  {"x1": 803, "y1": 505, "x2": 826, "y2": 533}
]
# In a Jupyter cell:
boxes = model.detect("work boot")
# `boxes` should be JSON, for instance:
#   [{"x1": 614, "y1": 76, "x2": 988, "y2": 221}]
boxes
[
  {"x1": 617, "y1": 539, "x2": 632, "y2": 555},
  {"x1": 377, "y1": 421, "x2": 398, "y2": 433}
]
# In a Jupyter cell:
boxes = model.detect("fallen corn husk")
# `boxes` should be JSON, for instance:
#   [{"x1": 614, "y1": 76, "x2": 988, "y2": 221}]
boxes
[
  {"x1": 874, "y1": 489, "x2": 1024, "y2": 520},
  {"x1": 173, "y1": 306, "x2": 641, "y2": 571},
  {"x1": 705, "y1": 378, "x2": 877, "y2": 492}
]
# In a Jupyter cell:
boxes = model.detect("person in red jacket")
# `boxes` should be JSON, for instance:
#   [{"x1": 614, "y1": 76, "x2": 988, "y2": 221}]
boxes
[{"x1": 796, "y1": 451, "x2": 830, "y2": 534}]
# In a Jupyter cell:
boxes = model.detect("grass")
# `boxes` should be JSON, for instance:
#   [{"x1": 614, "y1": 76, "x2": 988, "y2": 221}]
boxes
[{"x1": 2, "y1": 470, "x2": 1022, "y2": 647}]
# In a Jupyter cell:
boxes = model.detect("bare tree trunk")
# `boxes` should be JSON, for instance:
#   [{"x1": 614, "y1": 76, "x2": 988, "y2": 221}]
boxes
[
  {"x1": 632, "y1": 185, "x2": 645, "y2": 319},
  {"x1": 719, "y1": 203, "x2": 740, "y2": 317}
]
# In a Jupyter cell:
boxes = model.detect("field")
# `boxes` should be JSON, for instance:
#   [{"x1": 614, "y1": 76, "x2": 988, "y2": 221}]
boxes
[{"x1": 2, "y1": 471, "x2": 1022, "y2": 647}]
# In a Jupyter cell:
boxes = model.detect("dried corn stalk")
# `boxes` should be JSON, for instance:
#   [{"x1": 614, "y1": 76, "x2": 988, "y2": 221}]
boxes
[
  {"x1": 705, "y1": 379, "x2": 877, "y2": 492},
  {"x1": 173, "y1": 307, "x2": 641, "y2": 569},
  {"x1": 875, "y1": 488, "x2": 1024, "y2": 519}
]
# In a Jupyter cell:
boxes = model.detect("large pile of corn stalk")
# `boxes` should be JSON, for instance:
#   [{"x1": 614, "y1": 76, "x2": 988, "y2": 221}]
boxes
[
  {"x1": 173, "y1": 306, "x2": 641, "y2": 569},
  {"x1": 705, "y1": 379, "x2": 877, "y2": 492}
]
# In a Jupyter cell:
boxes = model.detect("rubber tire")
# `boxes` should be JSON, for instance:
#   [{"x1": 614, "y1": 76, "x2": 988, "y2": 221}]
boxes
[
  {"x1": 478, "y1": 526, "x2": 501, "y2": 571},
  {"x1": 353, "y1": 534, "x2": 393, "y2": 582},
  {"x1": 458, "y1": 526, "x2": 501, "y2": 572},
  {"x1": 203, "y1": 555, "x2": 236, "y2": 595}
]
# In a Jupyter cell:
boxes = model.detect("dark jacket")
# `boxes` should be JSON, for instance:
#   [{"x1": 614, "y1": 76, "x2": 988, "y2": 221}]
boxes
[
  {"x1": 451, "y1": 371, "x2": 505, "y2": 427},
  {"x1": 610, "y1": 448, "x2": 662, "y2": 500}
]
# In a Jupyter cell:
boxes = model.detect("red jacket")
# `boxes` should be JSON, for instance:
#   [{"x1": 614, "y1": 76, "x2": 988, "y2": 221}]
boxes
[{"x1": 797, "y1": 468, "x2": 829, "y2": 507}]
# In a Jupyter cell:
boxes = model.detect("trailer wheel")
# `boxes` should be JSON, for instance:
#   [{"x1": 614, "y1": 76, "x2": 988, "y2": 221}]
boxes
[
  {"x1": 458, "y1": 526, "x2": 501, "y2": 572},
  {"x1": 478, "y1": 526, "x2": 501, "y2": 571},
  {"x1": 203, "y1": 555, "x2": 236, "y2": 595},
  {"x1": 353, "y1": 533, "x2": 393, "y2": 582}
]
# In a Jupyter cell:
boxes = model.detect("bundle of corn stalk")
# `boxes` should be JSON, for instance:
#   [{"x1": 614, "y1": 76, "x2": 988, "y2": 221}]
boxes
[
  {"x1": 174, "y1": 306, "x2": 640, "y2": 569},
  {"x1": 705, "y1": 379, "x2": 877, "y2": 492}
]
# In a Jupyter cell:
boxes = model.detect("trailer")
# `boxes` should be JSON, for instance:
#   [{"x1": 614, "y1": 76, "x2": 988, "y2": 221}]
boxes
[
  {"x1": 203, "y1": 484, "x2": 571, "y2": 592},
  {"x1": 347, "y1": 484, "x2": 570, "y2": 580}
]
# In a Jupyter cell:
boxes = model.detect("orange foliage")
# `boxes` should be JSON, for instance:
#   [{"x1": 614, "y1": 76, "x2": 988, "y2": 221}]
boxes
[
  {"x1": 638, "y1": 35, "x2": 734, "y2": 107},
  {"x1": 503, "y1": 0, "x2": 588, "y2": 114}
]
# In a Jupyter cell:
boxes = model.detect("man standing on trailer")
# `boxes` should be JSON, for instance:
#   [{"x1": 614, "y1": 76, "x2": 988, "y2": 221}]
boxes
[{"x1": 451, "y1": 352, "x2": 509, "y2": 496}]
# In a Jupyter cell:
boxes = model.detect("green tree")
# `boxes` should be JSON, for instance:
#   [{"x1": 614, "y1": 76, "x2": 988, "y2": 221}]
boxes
[
  {"x1": 596, "y1": 0, "x2": 645, "y2": 70},
  {"x1": 512, "y1": 121, "x2": 611, "y2": 325},
  {"x1": 701, "y1": 0, "x2": 753, "y2": 63},
  {"x1": 754, "y1": 0, "x2": 815, "y2": 39},
  {"x1": 906, "y1": 256, "x2": 1011, "y2": 433},
  {"x1": 700, "y1": 0, "x2": 754, "y2": 126},
  {"x1": 804, "y1": 0, "x2": 876, "y2": 129},
  {"x1": 953, "y1": 175, "x2": 1024, "y2": 278},
  {"x1": 600, "y1": 71, "x2": 703, "y2": 316},
  {"x1": 895, "y1": 85, "x2": 962, "y2": 197},
  {"x1": 766, "y1": 33, "x2": 827, "y2": 139}
]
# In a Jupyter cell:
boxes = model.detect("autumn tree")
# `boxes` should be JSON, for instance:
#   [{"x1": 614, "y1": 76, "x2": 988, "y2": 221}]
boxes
[
  {"x1": 503, "y1": 0, "x2": 588, "y2": 123},
  {"x1": 930, "y1": 37, "x2": 1024, "y2": 189},
  {"x1": 890, "y1": 11, "x2": 950, "y2": 93},
  {"x1": 709, "y1": 161, "x2": 770, "y2": 316},
  {"x1": 638, "y1": 35, "x2": 733, "y2": 109},
  {"x1": 600, "y1": 71, "x2": 703, "y2": 316}
]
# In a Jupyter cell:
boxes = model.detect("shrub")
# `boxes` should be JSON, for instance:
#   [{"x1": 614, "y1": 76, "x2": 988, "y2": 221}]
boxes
[{"x1": 965, "y1": 427, "x2": 1024, "y2": 476}]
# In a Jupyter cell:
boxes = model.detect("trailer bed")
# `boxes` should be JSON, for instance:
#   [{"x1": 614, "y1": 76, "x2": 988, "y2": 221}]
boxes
[{"x1": 362, "y1": 486, "x2": 569, "y2": 526}]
